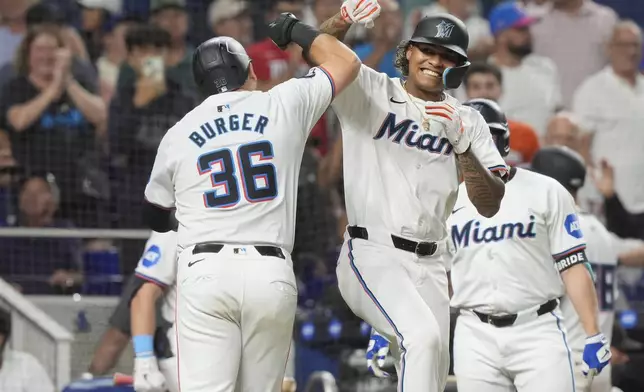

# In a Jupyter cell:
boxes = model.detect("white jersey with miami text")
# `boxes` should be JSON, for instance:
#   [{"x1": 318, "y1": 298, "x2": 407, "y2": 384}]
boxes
[
  {"x1": 332, "y1": 65, "x2": 507, "y2": 243},
  {"x1": 560, "y1": 212, "x2": 618, "y2": 351},
  {"x1": 448, "y1": 168, "x2": 586, "y2": 314},
  {"x1": 144, "y1": 67, "x2": 335, "y2": 252},
  {"x1": 134, "y1": 230, "x2": 179, "y2": 324}
]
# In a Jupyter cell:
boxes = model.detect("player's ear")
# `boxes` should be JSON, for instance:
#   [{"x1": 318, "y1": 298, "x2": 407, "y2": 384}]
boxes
[
  {"x1": 248, "y1": 63, "x2": 257, "y2": 82},
  {"x1": 406, "y1": 45, "x2": 413, "y2": 62}
]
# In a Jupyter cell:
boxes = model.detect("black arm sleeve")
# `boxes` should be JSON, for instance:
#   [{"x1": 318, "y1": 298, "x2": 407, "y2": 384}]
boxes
[{"x1": 142, "y1": 201, "x2": 178, "y2": 233}]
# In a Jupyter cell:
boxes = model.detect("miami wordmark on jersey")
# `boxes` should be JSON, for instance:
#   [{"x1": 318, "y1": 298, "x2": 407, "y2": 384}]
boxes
[
  {"x1": 448, "y1": 168, "x2": 586, "y2": 314},
  {"x1": 332, "y1": 65, "x2": 507, "y2": 242}
]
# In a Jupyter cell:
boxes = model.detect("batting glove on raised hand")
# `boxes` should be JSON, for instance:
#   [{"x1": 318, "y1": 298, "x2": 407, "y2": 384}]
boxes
[
  {"x1": 582, "y1": 333, "x2": 612, "y2": 377},
  {"x1": 267, "y1": 12, "x2": 300, "y2": 50},
  {"x1": 133, "y1": 356, "x2": 167, "y2": 392},
  {"x1": 341, "y1": 0, "x2": 381, "y2": 28},
  {"x1": 366, "y1": 328, "x2": 390, "y2": 378},
  {"x1": 425, "y1": 103, "x2": 470, "y2": 154}
]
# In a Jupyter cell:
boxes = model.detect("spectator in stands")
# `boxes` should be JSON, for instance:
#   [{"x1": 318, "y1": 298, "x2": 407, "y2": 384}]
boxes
[
  {"x1": 407, "y1": 0, "x2": 494, "y2": 60},
  {"x1": 0, "y1": 0, "x2": 32, "y2": 68},
  {"x1": 0, "y1": 26, "x2": 108, "y2": 227},
  {"x1": 462, "y1": 62, "x2": 540, "y2": 166},
  {"x1": 0, "y1": 131, "x2": 17, "y2": 227},
  {"x1": 76, "y1": 0, "x2": 123, "y2": 63},
  {"x1": 0, "y1": 2, "x2": 98, "y2": 92},
  {"x1": 115, "y1": 0, "x2": 197, "y2": 98},
  {"x1": 96, "y1": 17, "x2": 140, "y2": 104},
  {"x1": 109, "y1": 24, "x2": 194, "y2": 229},
  {"x1": 309, "y1": 0, "x2": 342, "y2": 27},
  {"x1": 0, "y1": 307, "x2": 55, "y2": 391},
  {"x1": 488, "y1": 1, "x2": 562, "y2": 137},
  {"x1": 531, "y1": 0, "x2": 618, "y2": 108},
  {"x1": 521, "y1": 0, "x2": 551, "y2": 18},
  {"x1": 353, "y1": 0, "x2": 402, "y2": 78},
  {"x1": 207, "y1": 0, "x2": 254, "y2": 47},
  {"x1": 572, "y1": 20, "x2": 644, "y2": 240},
  {"x1": 0, "y1": 173, "x2": 83, "y2": 294}
]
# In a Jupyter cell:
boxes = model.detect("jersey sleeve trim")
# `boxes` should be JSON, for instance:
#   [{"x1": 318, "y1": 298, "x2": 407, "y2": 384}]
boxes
[
  {"x1": 135, "y1": 272, "x2": 170, "y2": 288},
  {"x1": 488, "y1": 164, "x2": 508, "y2": 172},
  {"x1": 317, "y1": 65, "x2": 336, "y2": 98},
  {"x1": 552, "y1": 244, "x2": 587, "y2": 259}
]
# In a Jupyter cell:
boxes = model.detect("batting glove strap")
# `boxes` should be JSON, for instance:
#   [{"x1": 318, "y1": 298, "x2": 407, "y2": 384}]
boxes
[
  {"x1": 582, "y1": 333, "x2": 611, "y2": 376},
  {"x1": 133, "y1": 335, "x2": 155, "y2": 358},
  {"x1": 366, "y1": 329, "x2": 391, "y2": 378}
]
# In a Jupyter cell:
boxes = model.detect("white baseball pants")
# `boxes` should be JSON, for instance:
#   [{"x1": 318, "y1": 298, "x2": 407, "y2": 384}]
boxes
[
  {"x1": 454, "y1": 307, "x2": 575, "y2": 392},
  {"x1": 336, "y1": 235, "x2": 451, "y2": 392},
  {"x1": 176, "y1": 245, "x2": 297, "y2": 392}
]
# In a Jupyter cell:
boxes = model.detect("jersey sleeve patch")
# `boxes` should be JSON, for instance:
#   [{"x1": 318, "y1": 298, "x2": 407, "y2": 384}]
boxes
[
  {"x1": 141, "y1": 245, "x2": 162, "y2": 267},
  {"x1": 564, "y1": 213, "x2": 583, "y2": 239}
]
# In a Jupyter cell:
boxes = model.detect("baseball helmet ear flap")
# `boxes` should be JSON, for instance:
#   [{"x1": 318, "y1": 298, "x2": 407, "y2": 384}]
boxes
[{"x1": 443, "y1": 61, "x2": 471, "y2": 90}]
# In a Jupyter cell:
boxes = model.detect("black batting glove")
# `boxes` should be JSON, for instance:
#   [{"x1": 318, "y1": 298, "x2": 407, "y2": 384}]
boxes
[{"x1": 267, "y1": 12, "x2": 300, "y2": 50}]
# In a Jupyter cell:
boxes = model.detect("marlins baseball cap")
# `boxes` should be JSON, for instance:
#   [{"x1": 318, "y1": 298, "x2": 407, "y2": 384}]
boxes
[
  {"x1": 150, "y1": 0, "x2": 186, "y2": 14},
  {"x1": 488, "y1": 1, "x2": 537, "y2": 36},
  {"x1": 208, "y1": 0, "x2": 248, "y2": 26}
]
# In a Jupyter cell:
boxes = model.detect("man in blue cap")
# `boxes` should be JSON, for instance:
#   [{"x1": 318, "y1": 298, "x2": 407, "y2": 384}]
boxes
[{"x1": 486, "y1": 0, "x2": 562, "y2": 137}]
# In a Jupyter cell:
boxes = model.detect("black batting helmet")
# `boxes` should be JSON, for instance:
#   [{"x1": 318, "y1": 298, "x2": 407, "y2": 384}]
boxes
[
  {"x1": 192, "y1": 36, "x2": 251, "y2": 97},
  {"x1": 531, "y1": 146, "x2": 586, "y2": 192},
  {"x1": 409, "y1": 14, "x2": 470, "y2": 89},
  {"x1": 463, "y1": 98, "x2": 510, "y2": 157}
]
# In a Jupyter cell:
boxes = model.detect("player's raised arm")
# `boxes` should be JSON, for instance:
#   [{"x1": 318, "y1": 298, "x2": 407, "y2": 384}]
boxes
[{"x1": 266, "y1": 12, "x2": 361, "y2": 97}]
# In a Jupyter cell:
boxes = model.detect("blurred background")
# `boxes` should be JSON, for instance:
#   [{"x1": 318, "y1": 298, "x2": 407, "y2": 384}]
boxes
[{"x1": 0, "y1": 0, "x2": 642, "y2": 391}]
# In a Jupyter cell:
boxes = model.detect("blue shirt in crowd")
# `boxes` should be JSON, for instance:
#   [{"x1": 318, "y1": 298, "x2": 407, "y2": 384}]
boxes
[{"x1": 353, "y1": 44, "x2": 400, "y2": 78}]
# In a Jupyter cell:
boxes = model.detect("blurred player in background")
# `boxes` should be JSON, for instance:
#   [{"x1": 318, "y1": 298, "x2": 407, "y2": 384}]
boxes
[
  {"x1": 447, "y1": 99, "x2": 610, "y2": 392},
  {"x1": 320, "y1": 2, "x2": 508, "y2": 390},
  {"x1": 531, "y1": 146, "x2": 619, "y2": 392},
  {"x1": 130, "y1": 231, "x2": 179, "y2": 392},
  {"x1": 142, "y1": 12, "x2": 361, "y2": 391}
]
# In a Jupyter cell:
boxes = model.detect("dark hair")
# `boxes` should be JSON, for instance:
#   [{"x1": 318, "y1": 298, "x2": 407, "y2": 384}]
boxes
[
  {"x1": 13, "y1": 26, "x2": 65, "y2": 76},
  {"x1": 125, "y1": 24, "x2": 172, "y2": 52},
  {"x1": 394, "y1": 40, "x2": 412, "y2": 76},
  {"x1": 463, "y1": 62, "x2": 503, "y2": 88},
  {"x1": 26, "y1": 2, "x2": 66, "y2": 27}
]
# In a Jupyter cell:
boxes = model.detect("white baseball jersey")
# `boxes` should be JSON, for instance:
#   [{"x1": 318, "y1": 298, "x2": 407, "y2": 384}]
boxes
[
  {"x1": 448, "y1": 168, "x2": 586, "y2": 314},
  {"x1": 144, "y1": 67, "x2": 334, "y2": 252},
  {"x1": 134, "y1": 230, "x2": 178, "y2": 324},
  {"x1": 560, "y1": 211, "x2": 618, "y2": 351},
  {"x1": 332, "y1": 65, "x2": 507, "y2": 242}
]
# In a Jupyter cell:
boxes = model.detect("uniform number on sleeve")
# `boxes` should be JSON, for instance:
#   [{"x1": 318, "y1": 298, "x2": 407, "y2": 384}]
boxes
[
  {"x1": 591, "y1": 263, "x2": 616, "y2": 311},
  {"x1": 197, "y1": 141, "x2": 278, "y2": 208}
]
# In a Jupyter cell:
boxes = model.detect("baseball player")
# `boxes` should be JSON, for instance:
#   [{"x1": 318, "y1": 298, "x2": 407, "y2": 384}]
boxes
[
  {"x1": 445, "y1": 99, "x2": 610, "y2": 392},
  {"x1": 142, "y1": 14, "x2": 361, "y2": 392},
  {"x1": 130, "y1": 230, "x2": 179, "y2": 392},
  {"x1": 531, "y1": 147, "x2": 618, "y2": 392},
  {"x1": 321, "y1": 3, "x2": 508, "y2": 391}
]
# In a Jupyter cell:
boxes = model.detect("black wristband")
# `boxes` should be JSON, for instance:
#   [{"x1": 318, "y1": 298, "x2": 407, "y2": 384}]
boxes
[{"x1": 290, "y1": 21, "x2": 321, "y2": 56}]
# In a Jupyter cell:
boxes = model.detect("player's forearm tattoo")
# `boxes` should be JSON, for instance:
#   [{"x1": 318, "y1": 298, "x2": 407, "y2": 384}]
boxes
[
  {"x1": 456, "y1": 148, "x2": 505, "y2": 218},
  {"x1": 319, "y1": 12, "x2": 351, "y2": 41}
]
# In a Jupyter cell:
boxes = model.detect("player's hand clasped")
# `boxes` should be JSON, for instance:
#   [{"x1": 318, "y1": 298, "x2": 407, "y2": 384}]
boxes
[
  {"x1": 426, "y1": 103, "x2": 471, "y2": 154},
  {"x1": 133, "y1": 356, "x2": 167, "y2": 392},
  {"x1": 341, "y1": 0, "x2": 382, "y2": 28},
  {"x1": 582, "y1": 333, "x2": 612, "y2": 377},
  {"x1": 366, "y1": 328, "x2": 390, "y2": 378},
  {"x1": 267, "y1": 12, "x2": 301, "y2": 50}
]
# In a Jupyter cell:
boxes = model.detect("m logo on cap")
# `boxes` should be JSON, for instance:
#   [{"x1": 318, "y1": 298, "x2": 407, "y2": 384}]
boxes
[{"x1": 435, "y1": 21, "x2": 455, "y2": 39}]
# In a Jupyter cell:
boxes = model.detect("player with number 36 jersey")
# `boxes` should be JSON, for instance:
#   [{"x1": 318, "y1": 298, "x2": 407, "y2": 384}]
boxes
[{"x1": 142, "y1": 15, "x2": 361, "y2": 392}]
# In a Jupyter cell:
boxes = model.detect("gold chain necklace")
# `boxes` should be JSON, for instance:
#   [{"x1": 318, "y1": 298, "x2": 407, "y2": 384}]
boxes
[{"x1": 402, "y1": 80, "x2": 431, "y2": 132}]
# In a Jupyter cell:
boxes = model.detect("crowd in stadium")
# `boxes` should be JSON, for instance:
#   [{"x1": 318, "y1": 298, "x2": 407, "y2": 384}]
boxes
[{"x1": 0, "y1": 0, "x2": 642, "y2": 338}]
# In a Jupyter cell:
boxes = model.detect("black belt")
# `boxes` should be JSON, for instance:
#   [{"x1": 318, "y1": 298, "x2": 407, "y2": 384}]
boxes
[
  {"x1": 347, "y1": 225, "x2": 438, "y2": 257},
  {"x1": 192, "y1": 242, "x2": 285, "y2": 259},
  {"x1": 473, "y1": 299, "x2": 558, "y2": 328}
]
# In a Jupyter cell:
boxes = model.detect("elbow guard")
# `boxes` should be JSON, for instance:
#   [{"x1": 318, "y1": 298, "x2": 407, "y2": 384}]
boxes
[
  {"x1": 554, "y1": 249, "x2": 588, "y2": 273},
  {"x1": 142, "y1": 202, "x2": 178, "y2": 233}
]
